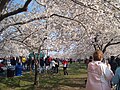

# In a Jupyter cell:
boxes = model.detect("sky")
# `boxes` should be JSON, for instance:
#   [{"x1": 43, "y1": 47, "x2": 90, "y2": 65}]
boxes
[{"x1": 14, "y1": 0, "x2": 46, "y2": 13}]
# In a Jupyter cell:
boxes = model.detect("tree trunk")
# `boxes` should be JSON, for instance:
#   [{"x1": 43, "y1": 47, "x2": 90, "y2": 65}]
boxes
[
  {"x1": 34, "y1": 61, "x2": 38, "y2": 85},
  {"x1": 34, "y1": 46, "x2": 41, "y2": 86}
]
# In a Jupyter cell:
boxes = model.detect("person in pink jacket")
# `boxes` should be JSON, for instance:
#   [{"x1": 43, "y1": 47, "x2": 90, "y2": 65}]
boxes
[{"x1": 86, "y1": 49, "x2": 114, "y2": 90}]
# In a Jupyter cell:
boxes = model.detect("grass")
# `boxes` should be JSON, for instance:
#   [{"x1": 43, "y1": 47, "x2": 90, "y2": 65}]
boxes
[{"x1": 0, "y1": 62, "x2": 87, "y2": 90}]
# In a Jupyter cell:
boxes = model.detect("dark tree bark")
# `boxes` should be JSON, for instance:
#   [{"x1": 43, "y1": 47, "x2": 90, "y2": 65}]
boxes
[
  {"x1": 102, "y1": 40, "x2": 120, "y2": 53},
  {"x1": 91, "y1": 34, "x2": 120, "y2": 53},
  {"x1": 34, "y1": 38, "x2": 47, "y2": 86},
  {"x1": 0, "y1": 0, "x2": 32, "y2": 22},
  {"x1": 0, "y1": 0, "x2": 10, "y2": 14},
  {"x1": 34, "y1": 45, "x2": 41, "y2": 85}
]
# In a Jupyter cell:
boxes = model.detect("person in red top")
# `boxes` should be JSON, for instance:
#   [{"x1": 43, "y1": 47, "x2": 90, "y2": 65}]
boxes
[
  {"x1": 48, "y1": 57, "x2": 52, "y2": 63},
  {"x1": 62, "y1": 60, "x2": 68, "y2": 75},
  {"x1": 0, "y1": 62, "x2": 5, "y2": 73}
]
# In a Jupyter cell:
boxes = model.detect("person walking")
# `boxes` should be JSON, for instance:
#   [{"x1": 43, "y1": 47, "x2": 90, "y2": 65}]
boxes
[
  {"x1": 15, "y1": 63, "x2": 23, "y2": 76},
  {"x1": 86, "y1": 49, "x2": 114, "y2": 90},
  {"x1": 22, "y1": 56, "x2": 26, "y2": 70},
  {"x1": 45, "y1": 56, "x2": 50, "y2": 73},
  {"x1": 50, "y1": 59, "x2": 56, "y2": 73},
  {"x1": 55, "y1": 58, "x2": 59, "y2": 73},
  {"x1": 62, "y1": 59, "x2": 68, "y2": 75},
  {"x1": 112, "y1": 58, "x2": 120, "y2": 90}
]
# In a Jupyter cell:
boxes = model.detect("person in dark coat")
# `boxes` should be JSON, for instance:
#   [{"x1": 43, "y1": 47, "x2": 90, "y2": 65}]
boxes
[
  {"x1": 45, "y1": 56, "x2": 50, "y2": 69},
  {"x1": 55, "y1": 58, "x2": 59, "y2": 73},
  {"x1": 112, "y1": 58, "x2": 120, "y2": 90},
  {"x1": 109, "y1": 56, "x2": 118, "y2": 74},
  {"x1": 40, "y1": 57, "x2": 44, "y2": 68},
  {"x1": 39, "y1": 57, "x2": 44, "y2": 73},
  {"x1": 26, "y1": 58, "x2": 31, "y2": 71},
  {"x1": 10, "y1": 56, "x2": 16, "y2": 66}
]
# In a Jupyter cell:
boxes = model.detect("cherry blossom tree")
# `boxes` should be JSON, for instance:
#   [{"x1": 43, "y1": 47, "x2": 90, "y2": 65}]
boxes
[{"x1": 0, "y1": 0, "x2": 120, "y2": 59}]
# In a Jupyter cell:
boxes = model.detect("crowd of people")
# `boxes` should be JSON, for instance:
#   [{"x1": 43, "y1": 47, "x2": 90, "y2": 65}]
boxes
[
  {"x1": 85, "y1": 49, "x2": 120, "y2": 90},
  {"x1": 0, "y1": 49, "x2": 120, "y2": 90},
  {"x1": 0, "y1": 54, "x2": 70, "y2": 77}
]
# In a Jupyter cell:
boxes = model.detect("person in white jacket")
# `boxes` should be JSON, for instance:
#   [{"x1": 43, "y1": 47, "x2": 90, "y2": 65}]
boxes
[{"x1": 50, "y1": 59, "x2": 56, "y2": 73}]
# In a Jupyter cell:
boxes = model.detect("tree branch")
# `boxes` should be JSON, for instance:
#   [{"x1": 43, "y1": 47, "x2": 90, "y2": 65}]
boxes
[
  {"x1": 50, "y1": 14, "x2": 89, "y2": 36},
  {"x1": 0, "y1": 0, "x2": 10, "y2": 14},
  {"x1": 102, "y1": 38, "x2": 114, "y2": 53},
  {"x1": 0, "y1": 14, "x2": 88, "y2": 36},
  {"x1": 0, "y1": 42, "x2": 6, "y2": 50},
  {"x1": 71, "y1": 0, "x2": 97, "y2": 11},
  {"x1": 22, "y1": 29, "x2": 39, "y2": 42},
  {"x1": 100, "y1": 43, "x2": 103, "y2": 50},
  {"x1": 109, "y1": 41, "x2": 120, "y2": 46},
  {"x1": 0, "y1": 31, "x2": 16, "y2": 43},
  {"x1": 0, "y1": 15, "x2": 48, "y2": 34},
  {"x1": 0, "y1": 0, "x2": 32, "y2": 21},
  {"x1": 103, "y1": 40, "x2": 120, "y2": 53},
  {"x1": 10, "y1": 38, "x2": 34, "y2": 50},
  {"x1": 106, "y1": 1, "x2": 120, "y2": 11},
  {"x1": 35, "y1": 0, "x2": 46, "y2": 7}
]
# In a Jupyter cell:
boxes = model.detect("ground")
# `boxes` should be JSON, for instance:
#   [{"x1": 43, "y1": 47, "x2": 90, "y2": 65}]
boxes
[{"x1": 0, "y1": 62, "x2": 87, "y2": 90}]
